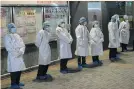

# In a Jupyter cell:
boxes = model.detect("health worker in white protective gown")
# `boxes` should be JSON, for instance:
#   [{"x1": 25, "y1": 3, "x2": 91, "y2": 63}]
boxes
[
  {"x1": 119, "y1": 15, "x2": 130, "y2": 52},
  {"x1": 35, "y1": 21, "x2": 53, "y2": 81},
  {"x1": 75, "y1": 17, "x2": 90, "y2": 69},
  {"x1": 113, "y1": 14, "x2": 121, "y2": 58},
  {"x1": 56, "y1": 20, "x2": 81, "y2": 74},
  {"x1": 4, "y1": 23, "x2": 26, "y2": 89},
  {"x1": 88, "y1": 21, "x2": 104, "y2": 68},
  {"x1": 108, "y1": 16, "x2": 121, "y2": 62}
]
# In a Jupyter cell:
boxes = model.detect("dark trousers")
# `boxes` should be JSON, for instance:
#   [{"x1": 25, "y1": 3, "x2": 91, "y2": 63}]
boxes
[
  {"x1": 37, "y1": 65, "x2": 49, "y2": 77},
  {"x1": 10, "y1": 71, "x2": 21, "y2": 85},
  {"x1": 92, "y1": 56, "x2": 99, "y2": 62},
  {"x1": 78, "y1": 56, "x2": 86, "y2": 65},
  {"x1": 109, "y1": 48, "x2": 117, "y2": 59},
  {"x1": 121, "y1": 43, "x2": 127, "y2": 51},
  {"x1": 60, "y1": 59, "x2": 68, "y2": 71}
]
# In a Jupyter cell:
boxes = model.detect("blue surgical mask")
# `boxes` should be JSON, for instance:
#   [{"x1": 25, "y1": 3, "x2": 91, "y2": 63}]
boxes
[{"x1": 10, "y1": 28, "x2": 16, "y2": 33}]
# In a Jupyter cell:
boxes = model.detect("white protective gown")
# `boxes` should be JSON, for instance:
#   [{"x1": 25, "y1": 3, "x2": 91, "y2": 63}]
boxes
[
  {"x1": 75, "y1": 24, "x2": 90, "y2": 56},
  {"x1": 108, "y1": 22, "x2": 119, "y2": 48},
  {"x1": 35, "y1": 30, "x2": 51, "y2": 65},
  {"x1": 56, "y1": 27, "x2": 73, "y2": 59},
  {"x1": 4, "y1": 33, "x2": 26, "y2": 72},
  {"x1": 115, "y1": 21, "x2": 120, "y2": 47},
  {"x1": 119, "y1": 21, "x2": 130, "y2": 44},
  {"x1": 89, "y1": 27, "x2": 104, "y2": 56}
]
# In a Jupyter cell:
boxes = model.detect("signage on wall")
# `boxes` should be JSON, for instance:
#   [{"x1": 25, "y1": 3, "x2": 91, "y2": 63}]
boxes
[{"x1": 1, "y1": 1, "x2": 67, "y2": 6}]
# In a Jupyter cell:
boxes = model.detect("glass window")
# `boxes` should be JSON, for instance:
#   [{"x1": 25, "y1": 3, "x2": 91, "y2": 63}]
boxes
[
  {"x1": 0, "y1": 7, "x2": 12, "y2": 48},
  {"x1": 13, "y1": 7, "x2": 43, "y2": 44},
  {"x1": 44, "y1": 6, "x2": 69, "y2": 41},
  {"x1": 88, "y1": 2, "x2": 102, "y2": 30}
]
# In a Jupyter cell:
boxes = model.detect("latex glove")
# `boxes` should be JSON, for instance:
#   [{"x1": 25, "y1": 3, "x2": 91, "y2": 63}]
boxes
[
  {"x1": 90, "y1": 40, "x2": 96, "y2": 45},
  {"x1": 98, "y1": 38, "x2": 104, "y2": 43},
  {"x1": 17, "y1": 47, "x2": 25, "y2": 57}
]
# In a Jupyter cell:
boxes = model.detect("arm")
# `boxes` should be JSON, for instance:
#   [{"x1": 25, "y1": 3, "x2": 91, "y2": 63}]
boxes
[
  {"x1": 4, "y1": 35, "x2": 15, "y2": 52},
  {"x1": 90, "y1": 29, "x2": 98, "y2": 45},
  {"x1": 19, "y1": 38, "x2": 25, "y2": 54},
  {"x1": 108, "y1": 23, "x2": 116, "y2": 40},
  {"x1": 75, "y1": 27, "x2": 84, "y2": 46},
  {"x1": 56, "y1": 28, "x2": 71, "y2": 43},
  {"x1": 35, "y1": 32, "x2": 42, "y2": 48}
]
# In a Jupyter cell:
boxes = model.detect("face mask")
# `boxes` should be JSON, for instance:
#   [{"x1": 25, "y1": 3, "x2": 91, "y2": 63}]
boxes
[
  {"x1": 45, "y1": 27, "x2": 50, "y2": 32},
  {"x1": 10, "y1": 28, "x2": 16, "y2": 33},
  {"x1": 84, "y1": 22, "x2": 87, "y2": 26},
  {"x1": 94, "y1": 24, "x2": 99, "y2": 28},
  {"x1": 60, "y1": 23, "x2": 65, "y2": 28}
]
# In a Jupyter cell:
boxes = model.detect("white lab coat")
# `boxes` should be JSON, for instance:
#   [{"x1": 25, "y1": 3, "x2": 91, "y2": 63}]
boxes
[
  {"x1": 75, "y1": 25, "x2": 89, "y2": 56},
  {"x1": 56, "y1": 27, "x2": 73, "y2": 59},
  {"x1": 4, "y1": 33, "x2": 26, "y2": 72},
  {"x1": 35, "y1": 30, "x2": 51, "y2": 65},
  {"x1": 108, "y1": 22, "x2": 119, "y2": 48},
  {"x1": 115, "y1": 21, "x2": 120, "y2": 47},
  {"x1": 119, "y1": 21, "x2": 130, "y2": 44},
  {"x1": 89, "y1": 27, "x2": 104, "y2": 56}
]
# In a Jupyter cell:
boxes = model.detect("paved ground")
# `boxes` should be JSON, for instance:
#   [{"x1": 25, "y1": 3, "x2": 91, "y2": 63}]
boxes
[{"x1": 1, "y1": 48, "x2": 134, "y2": 89}]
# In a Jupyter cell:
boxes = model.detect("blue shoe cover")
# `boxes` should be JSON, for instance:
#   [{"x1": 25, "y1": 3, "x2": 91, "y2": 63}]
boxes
[
  {"x1": 78, "y1": 64, "x2": 83, "y2": 70},
  {"x1": 10, "y1": 84, "x2": 20, "y2": 89}
]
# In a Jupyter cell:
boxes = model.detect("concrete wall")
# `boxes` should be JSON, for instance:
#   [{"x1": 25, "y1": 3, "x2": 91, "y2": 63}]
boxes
[{"x1": 70, "y1": 1, "x2": 109, "y2": 58}]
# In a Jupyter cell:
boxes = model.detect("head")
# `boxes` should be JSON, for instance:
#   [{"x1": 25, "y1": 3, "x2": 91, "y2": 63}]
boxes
[
  {"x1": 79, "y1": 17, "x2": 87, "y2": 26},
  {"x1": 92, "y1": 21, "x2": 99, "y2": 28},
  {"x1": 58, "y1": 20, "x2": 66, "y2": 28},
  {"x1": 123, "y1": 15, "x2": 128, "y2": 21},
  {"x1": 111, "y1": 16, "x2": 116, "y2": 22},
  {"x1": 43, "y1": 21, "x2": 51, "y2": 32},
  {"x1": 7, "y1": 23, "x2": 16, "y2": 34},
  {"x1": 114, "y1": 14, "x2": 120, "y2": 21}
]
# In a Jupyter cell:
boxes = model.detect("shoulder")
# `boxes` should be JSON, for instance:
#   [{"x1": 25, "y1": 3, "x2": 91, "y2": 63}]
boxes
[
  {"x1": 90, "y1": 28, "x2": 96, "y2": 33},
  {"x1": 75, "y1": 25, "x2": 83, "y2": 31},
  {"x1": 4, "y1": 34, "x2": 10, "y2": 40},
  {"x1": 38, "y1": 29, "x2": 44, "y2": 34},
  {"x1": 14, "y1": 33, "x2": 21, "y2": 38}
]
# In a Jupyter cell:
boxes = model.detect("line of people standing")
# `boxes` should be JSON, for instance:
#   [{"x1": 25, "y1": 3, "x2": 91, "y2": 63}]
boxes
[
  {"x1": 108, "y1": 14, "x2": 131, "y2": 62},
  {"x1": 4, "y1": 14, "x2": 131, "y2": 89}
]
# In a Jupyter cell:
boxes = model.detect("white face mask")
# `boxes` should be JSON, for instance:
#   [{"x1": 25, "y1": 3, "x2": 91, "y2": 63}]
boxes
[
  {"x1": 60, "y1": 23, "x2": 65, "y2": 28},
  {"x1": 84, "y1": 22, "x2": 87, "y2": 26},
  {"x1": 94, "y1": 24, "x2": 99, "y2": 28},
  {"x1": 10, "y1": 28, "x2": 16, "y2": 33},
  {"x1": 45, "y1": 27, "x2": 50, "y2": 32}
]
